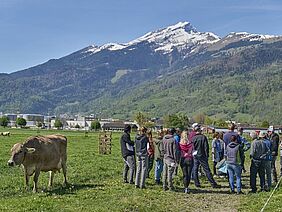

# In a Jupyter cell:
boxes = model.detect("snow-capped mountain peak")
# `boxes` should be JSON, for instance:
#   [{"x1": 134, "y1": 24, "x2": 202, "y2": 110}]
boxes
[{"x1": 85, "y1": 21, "x2": 220, "y2": 55}]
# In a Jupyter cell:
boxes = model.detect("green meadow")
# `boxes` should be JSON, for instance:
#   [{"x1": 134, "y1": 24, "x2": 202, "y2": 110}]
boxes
[{"x1": 0, "y1": 128, "x2": 281, "y2": 211}]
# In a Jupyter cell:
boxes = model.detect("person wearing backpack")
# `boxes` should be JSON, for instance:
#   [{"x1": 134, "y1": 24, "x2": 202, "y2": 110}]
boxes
[
  {"x1": 135, "y1": 127, "x2": 149, "y2": 189},
  {"x1": 225, "y1": 135, "x2": 244, "y2": 194}
]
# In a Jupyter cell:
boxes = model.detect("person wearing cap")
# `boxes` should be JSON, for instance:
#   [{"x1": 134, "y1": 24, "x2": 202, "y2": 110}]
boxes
[
  {"x1": 192, "y1": 125, "x2": 221, "y2": 188},
  {"x1": 267, "y1": 126, "x2": 280, "y2": 184},
  {"x1": 161, "y1": 128, "x2": 180, "y2": 191},
  {"x1": 189, "y1": 123, "x2": 198, "y2": 142},
  {"x1": 225, "y1": 135, "x2": 244, "y2": 194},
  {"x1": 120, "y1": 124, "x2": 135, "y2": 184},
  {"x1": 237, "y1": 127, "x2": 251, "y2": 173},
  {"x1": 249, "y1": 131, "x2": 268, "y2": 193},
  {"x1": 223, "y1": 123, "x2": 238, "y2": 147},
  {"x1": 260, "y1": 131, "x2": 272, "y2": 190},
  {"x1": 135, "y1": 127, "x2": 149, "y2": 189}
]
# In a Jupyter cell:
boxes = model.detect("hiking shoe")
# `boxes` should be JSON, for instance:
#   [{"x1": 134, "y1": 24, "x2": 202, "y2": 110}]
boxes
[
  {"x1": 163, "y1": 186, "x2": 168, "y2": 191},
  {"x1": 195, "y1": 184, "x2": 201, "y2": 188},
  {"x1": 249, "y1": 189, "x2": 257, "y2": 194},
  {"x1": 169, "y1": 187, "x2": 175, "y2": 192},
  {"x1": 212, "y1": 184, "x2": 221, "y2": 189},
  {"x1": 230, "y1": 190, "x2": 235, "y2": 194},
  {"x1": 135, "y1": 185, "x2": 140, "y2": 189},
  {"x1": 129, "y1": 181, "x2": 134, "y2": 185},
  {"x1": 123, "y1": 180, "x2": 129, "y2": 184},
  {"x1": 155, "y1": 179, "x2": 161, "y2": 185},
  {"x1": 140, "y1": 186, "x2": 146, "y2": 189},
  {"x1": 237, "y1": 191, "x2": 244, "y2": 195},
  {"x1": 184, "y1": 188, "x2": 190, "y2": 194}
]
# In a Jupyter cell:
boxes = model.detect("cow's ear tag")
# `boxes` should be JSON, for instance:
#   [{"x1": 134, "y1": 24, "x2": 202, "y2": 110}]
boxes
[{"x1": 26, "y1": 148, "x2": 36, "y2": 154}]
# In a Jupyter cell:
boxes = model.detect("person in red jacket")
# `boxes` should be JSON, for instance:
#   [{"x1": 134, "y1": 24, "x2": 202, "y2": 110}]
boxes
[{"x1": 179, "y1": 130, "x2": 194, "y2": 193}]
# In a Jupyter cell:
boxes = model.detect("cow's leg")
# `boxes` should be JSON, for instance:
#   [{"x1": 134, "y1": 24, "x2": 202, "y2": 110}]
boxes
[
  {"x1": 48, "y1": 171, "x2": 54, "y2": 188},
  {"x1": 33, "y1": 169, "x2": 40, "y2": 193},
  {"x1": 62, "y1": 162, "x2": 68, "y2": 187},
  {"x1": 25, "y1": 172, "x2": 30, "y2": 191}
]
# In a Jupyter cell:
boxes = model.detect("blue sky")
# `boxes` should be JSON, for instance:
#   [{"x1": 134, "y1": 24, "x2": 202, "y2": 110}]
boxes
[{"x1": 1, "y1": 0, "x2": 282, "y2": 73}]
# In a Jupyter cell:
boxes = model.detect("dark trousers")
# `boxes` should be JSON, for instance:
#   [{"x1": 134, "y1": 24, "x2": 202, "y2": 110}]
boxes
[
  {"x1": 271, "y1": 156, "x2": 278, "y2": 183},
  {"x1": 147, "y1": 154, "x2": 154, "y2": 177},
  {"x1": 250, "y1": 159, "x2": 265, "y2": 191},
  {"x1": 213, "y1": 161, "x2": 217, "y2": 176},
  {"x1": 180, "y1": 158, "x2": 193, "y2": 188},
  {"x1": 123, "y1": 155, "x2": 135, "y2": 183},
  {"x1": 193, "y1": 156, "x2": 216, "y2": 186}
]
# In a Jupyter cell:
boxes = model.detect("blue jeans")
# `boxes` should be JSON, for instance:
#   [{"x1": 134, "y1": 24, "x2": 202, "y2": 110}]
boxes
[
  {"x1": 227, "y1": 163, "x2": 242, "y2": 192},
  {"x1": 155, "y1": 159, "x2": 164, "y2": 181}
]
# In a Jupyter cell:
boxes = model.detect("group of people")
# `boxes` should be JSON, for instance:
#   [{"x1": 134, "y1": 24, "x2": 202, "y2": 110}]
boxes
[{"x1": 120, "y1": 123, "x2": 281, "y2": 194}]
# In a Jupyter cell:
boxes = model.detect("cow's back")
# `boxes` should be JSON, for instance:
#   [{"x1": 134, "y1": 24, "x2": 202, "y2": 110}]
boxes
[{"x1": 23, "y1": 134, "x2": 67, "y2": 172}]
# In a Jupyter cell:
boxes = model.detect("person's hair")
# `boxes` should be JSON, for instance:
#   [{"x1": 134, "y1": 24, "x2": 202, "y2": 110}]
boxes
[
  {"x1": 147, "y1": 129, "x2": 152, "y2": 138},
  {"x1": 219, "y1": 132, "x2": 224, "y2": 140},
  {"x1": 230, "y1": 135, "x2": 237, "y2": 142},
  {"x1": 168, "y1": 128, "x2": 176, "y2": 135},
  {"x1": 157, "y1": 130, "x2": 164, "y2": 138},
  {"x1": 180, "y1": 130, "x2": 189, "y2": 145},
  {"x1": 228, "y1": 123, "x2": 236, "y2": 131},
  {"x1": 139, "y1": 126, "x2": 147, "y2": 134},
  {"x1": 250, "y1": 131, "x2": 258, "y2": 139},
  {"x1": 124, "y1": 124, "x2": 131, "y2": 133},
  {"x1": 213, "y1": 132, "x2": 219, "y2": 139}
]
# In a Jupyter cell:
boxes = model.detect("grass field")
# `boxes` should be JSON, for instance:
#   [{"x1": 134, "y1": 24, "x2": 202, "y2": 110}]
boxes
[{"x1": 0, "y1": 128, "x2": 281, "y2": 211}]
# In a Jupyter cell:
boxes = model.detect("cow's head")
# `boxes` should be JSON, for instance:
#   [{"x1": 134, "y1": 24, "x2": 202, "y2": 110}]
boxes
[{"x1": 8, "y1": 143, "x2": 35, "y2": 167}]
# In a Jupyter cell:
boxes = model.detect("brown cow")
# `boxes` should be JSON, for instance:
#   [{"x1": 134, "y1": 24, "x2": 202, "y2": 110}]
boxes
[{"x1": 8, "y1": 134, "x2": 68, "y2": 192}]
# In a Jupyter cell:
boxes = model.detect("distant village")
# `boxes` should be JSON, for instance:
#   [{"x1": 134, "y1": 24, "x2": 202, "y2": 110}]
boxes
[{"x1": 0, "y1": 112, "x2": 281, "y2": 134}]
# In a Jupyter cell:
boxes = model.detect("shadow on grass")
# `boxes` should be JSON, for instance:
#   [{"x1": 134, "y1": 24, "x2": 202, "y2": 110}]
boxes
[{"x1": 46, "y1": 183, "x2": 105, "y2": 196}]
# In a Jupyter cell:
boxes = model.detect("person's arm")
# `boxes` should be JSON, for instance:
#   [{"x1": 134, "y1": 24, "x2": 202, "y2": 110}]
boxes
[
  {"x1": 271, "y1": 134, "x2": 279, "y2": 155},
  {"x1": 204, "y1": 136, "x2": 209, "y2": 158},
  {"x1": 160, "y1": 140, "x2": 165, "y2": 158},
  {"x1": 250, "y1": 141, "x2": 254, "y2": 159},
  {"x1": 242, "y1": 137, "x2": 251, "y2": 152},
  {"x1": 124, "y1": 133, "x2": 134, "y2": 146},
  {"x1": 239, "y1": 145, "x2": 245, "y2": 166}
]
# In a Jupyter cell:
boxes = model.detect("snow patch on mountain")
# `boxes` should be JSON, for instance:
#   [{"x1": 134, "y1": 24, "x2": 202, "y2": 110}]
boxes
[{"x1": 227, "y1": 32, "x2": 278, "y2": 41}]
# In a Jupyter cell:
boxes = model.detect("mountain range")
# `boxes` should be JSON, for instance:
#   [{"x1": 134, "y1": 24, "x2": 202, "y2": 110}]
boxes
[{"x1": 0, "y1": 21, "x2": 281, "y2": 124}]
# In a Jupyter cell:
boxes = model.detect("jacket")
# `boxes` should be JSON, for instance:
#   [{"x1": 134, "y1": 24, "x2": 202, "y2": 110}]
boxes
[
  {"x1": 225, "y1": 142, "x2": 244, "y2": 165},
  {"x1": 161, "y1": 134, "x2": 180, "y2": 164},
  {"x1": 179, "y1": 142, "x2": 194, "y2": 160},
  {"x1": 120, "y1": 132, "x2": 135, "y2": 158},
  {"x1": 192, "y1": 133, "x2": 209, "y2": 158},
  {"x1": 269, "y1": 133, "x2": 280, "y2": 156},
  {"x1": 154, "y1": 137, "x2": 163, "y2": 160},
  {"x1": 250, "y1": 139, "x2": 268, "y2": 160},
  {"x1": 135, "y1": 134, "x2": 149, "y2": 157}
]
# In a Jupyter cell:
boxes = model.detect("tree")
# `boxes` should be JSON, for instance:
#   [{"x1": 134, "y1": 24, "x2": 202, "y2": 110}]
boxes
[
  {"x1": 54, "y1": 119, "x2": 63, "y2": 129},
  {"x1": 91, "y1": 120, "x2": 101, "y2": 131},
  {"x1": 16, "y1": 117, "x2": 27, "y2": 128},
  {"x1": 75, "y1": 124, "x2": 80, "y2": 129},
  {"x1": 134, "y1": 112, "x2": 147, "y2": 127},
  {"x1": 37, "y1": 122, "x2": 43, "y2": 128},
  {"x1": 0, "y1": 116, "x2": 9, "y2": 127},
  {"x1": 260, "y1": 120, "x2": 269, "y2": 128},
  {"x1": 164, "y1": 113, "x2": 189, "y2": 130},
  {"x1": 193, "y1": 113, "x2": 206, "y2": 124}
]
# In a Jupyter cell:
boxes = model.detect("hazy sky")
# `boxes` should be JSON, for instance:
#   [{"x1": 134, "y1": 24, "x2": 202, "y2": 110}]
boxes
[{"x1": 1, "y1": 0, "x2": 282, "y2": 73}]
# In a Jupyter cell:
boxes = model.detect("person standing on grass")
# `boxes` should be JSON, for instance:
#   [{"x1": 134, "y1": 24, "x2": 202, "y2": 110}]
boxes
[
  {"x1": 212, "y1": 132, "x2": 224, "y2": 177},
  {"x1": 260, "y1": 131, "x2": 272, "y2": 190},
  {"x1": 237, "y1": 127, "x2": 251, "y2": 173},
  {"x1": 120, "y1": 124, "x2": 135, "y2": 184},
  {"x1": 173, "y1": 128, "x2": 181, "y2": 177},
  {"x1": 249, "y1": 131, "x2": 268, "y2": 193},
  {"x1": 223, "y1": 123, "x2": 238, "y2": 147},
  {"x1": 135, "y1": 127, "x2": 149, "y2": 189},
  {"x1": 225, "y1": 135, "x2": 244, "y2": 194},
  {"x1": 179, "y1": 130, "x2": 194, "y2": 193},
  {"x1": 192, "y1": 125, "x2": 221, "y2": 188},
  {"x1": 154, "y1": 130, "x2": 164, "y2": 185},
  {"x1": 161, "y1": 128, "x2": 180, "y2": 191},
  {"x1": 267, "y1": 126, "x2": 280, "y2": 184},
  {"x1": 146, "y1": 130, "x2": 154, "y2": 178}
]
